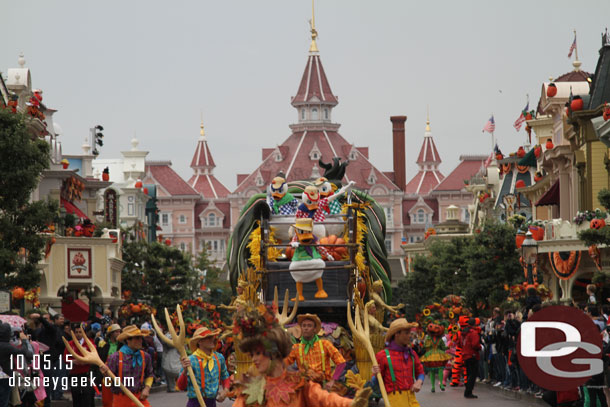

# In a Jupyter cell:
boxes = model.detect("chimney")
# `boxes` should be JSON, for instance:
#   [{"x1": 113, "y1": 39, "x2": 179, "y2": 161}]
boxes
[{"x1": 390, "y1": 116, "x2": 407, "y2": 190}]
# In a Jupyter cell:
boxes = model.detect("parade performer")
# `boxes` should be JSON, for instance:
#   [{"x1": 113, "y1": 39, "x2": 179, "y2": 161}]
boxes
[
  {"x1": 313, "y1": 177, "x2": 343, "y2": 215},
  {"x1": 442, "y1": 328, "x2": 456, "y2": 388},
  {"x1": 461, "y1": 318, "x2": 481, "y2": 399},
  {"x1": 231, "y1": 307, "x2": 372, "y2": 407},
  {"x1": 288, "y1": 218, "x2": 334, "y2": 301},
  {"x1": 372, "y1": 318, "x2": 425, "y2": 407},
  {"x1": 450, "y1": 316, "x2": 469, "y2": 387},
  {"x1": 295, "y1": 182, "x2": 354, "y2": 222},
  {"x1": 285, "y1": 314, "x2": 346, "y2": 389},
  {"x1": 100, "y1": 325, "x2": 154, "y2": 407},
  {"x1": 64, "y1": 323, "x2": 96, "y2": 407},
  {"x1": 267, "y1": 176, "x2": 298, "y2": 215},
  {"x1": 420, "y1": 322, "x2": 450, "y2": 392},
  {"x1": 99, "y1": 324, "x2": 122, "y2": 407},
  {"x1": 177, "y1": 327, "x2": 230, "y2": 407}
]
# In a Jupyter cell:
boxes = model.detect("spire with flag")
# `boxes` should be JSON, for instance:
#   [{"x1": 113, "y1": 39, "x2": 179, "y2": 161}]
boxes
[
  {"x1": 513, "y1": 102, "x2": 529, "y2": 131},
  {"x1": 482, "y1": 115, "x2": 495, "y2": 134}
]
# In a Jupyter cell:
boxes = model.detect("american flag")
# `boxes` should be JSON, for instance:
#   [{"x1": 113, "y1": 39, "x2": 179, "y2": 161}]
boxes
[
  {"x1": 513, "y1": 102, "x2": 529, "y2": 131},
  {"x1": 568, "y1": 34, "x2": 577, "y2": 58},
  {"x1": 482, "y1": 115, "x2": 495, "y2": 133}
]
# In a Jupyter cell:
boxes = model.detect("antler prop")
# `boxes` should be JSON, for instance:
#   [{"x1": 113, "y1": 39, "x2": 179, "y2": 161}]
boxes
[
  {"x1": 347, "y1": 302, "x2": 391, "y2": 407},
  {"x1": 273, "y1": 286, "x2": 299, "y2": 327},
  {"x1": 151, "y1": 305, "x2": 206, "y2": 407},
  {"x1": 63, "y1": 332, "x2": 144, "y2": 407}
]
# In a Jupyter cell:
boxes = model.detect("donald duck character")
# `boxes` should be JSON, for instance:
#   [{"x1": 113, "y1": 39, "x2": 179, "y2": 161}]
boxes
[
  {"x1": 289, "y1": 218, "x2": 334, "y2": 302},
  {"x1": 267, "y1": 176, "x2": 298, "y2": 215}
]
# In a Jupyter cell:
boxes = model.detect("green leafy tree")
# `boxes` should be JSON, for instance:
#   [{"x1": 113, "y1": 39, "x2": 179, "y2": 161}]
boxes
[
  {"x1": 194, "y1": 248, "x2": 231, "y2": 306},
  {"x1": 393, "y1": 220, "x2": 522, "y2": 318},
  {"x1": 0, "y1": 109, "x2": 57, "y2": 289},
  {"x1": 122, "y1": 238, "x2": 199, "y2": 312}
]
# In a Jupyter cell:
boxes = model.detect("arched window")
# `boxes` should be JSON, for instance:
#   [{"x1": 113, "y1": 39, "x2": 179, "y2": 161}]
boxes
[
  {"x1": 311, "y1": 108, "x2": 319, "y2": 120},
  {"x1": 208, "y1": 213, "x2": 215, "y2": 226},
  {"x1": 417, "y1": 209, "x2": 425, "y2": 223}
]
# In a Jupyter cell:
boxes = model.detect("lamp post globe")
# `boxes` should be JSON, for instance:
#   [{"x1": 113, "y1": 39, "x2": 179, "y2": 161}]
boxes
[{"x1": 521, "y1": 231, "x2": 539, "y2": 284}]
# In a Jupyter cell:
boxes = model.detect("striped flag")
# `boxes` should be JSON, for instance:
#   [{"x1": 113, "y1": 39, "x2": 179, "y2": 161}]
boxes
[
  {"x1": 513, "y1": 102, "x2": 529, "y2": 131},
  {"x1": 482, "y1": 115, "x2": 495, "y2": 133},
  {"x1": 568, "y1": 34, "x2": 577, "y2": 58}
]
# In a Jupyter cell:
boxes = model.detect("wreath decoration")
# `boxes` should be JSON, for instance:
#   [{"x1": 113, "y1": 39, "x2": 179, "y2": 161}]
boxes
[{"x1": 548, "y1": 251, "x2": 582, "y2": 280}]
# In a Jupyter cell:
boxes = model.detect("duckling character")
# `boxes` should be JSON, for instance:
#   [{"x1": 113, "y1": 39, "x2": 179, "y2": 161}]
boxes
[
  {"x1": 313, "y1": 177, "x2": 343, "y2": 215},
  {"x1": 267, "y1": 176, "x2": 298, "y2": 215},
  {"x1": 296, "y1": 181, "x2": 355, "y2": 222},
  {"x1": 289, "y1": 218, "x2": 334, "y2": 301}
]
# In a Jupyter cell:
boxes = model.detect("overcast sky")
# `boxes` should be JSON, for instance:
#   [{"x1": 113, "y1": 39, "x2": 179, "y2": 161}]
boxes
[{"x1": 4, "y1": 1, "x2": 610, "y2": 190}]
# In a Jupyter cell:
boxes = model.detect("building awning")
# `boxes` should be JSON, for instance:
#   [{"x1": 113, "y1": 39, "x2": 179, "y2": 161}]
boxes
[
  {"x1": 61, "y1": 198, "x2": 89, "y2": 219},
  {"x1": 535, "y1": 180, "x2": 560, "y2": 207},
  {"x1": 62, "y1": 299, "x2": 101, "y2": 322}
]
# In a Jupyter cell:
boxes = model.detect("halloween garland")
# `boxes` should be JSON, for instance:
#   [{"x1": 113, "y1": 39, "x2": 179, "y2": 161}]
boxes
[{"x1": 548, "y1": 251, "x2": 582, "y2": 280}]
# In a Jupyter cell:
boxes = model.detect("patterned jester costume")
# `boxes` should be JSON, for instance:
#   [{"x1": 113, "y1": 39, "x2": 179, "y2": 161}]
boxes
[{"x1": 420, "y1": 323, "x2": 450, "y2": 393}]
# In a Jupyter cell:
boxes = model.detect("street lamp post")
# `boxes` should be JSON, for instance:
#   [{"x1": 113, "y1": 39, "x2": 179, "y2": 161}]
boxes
[
  {"x1": 84, "y1": 286, "x2": 96, "y2": 321},
  {"x1": 521, "y1": 231, "x2": 539, "y2": 285}
]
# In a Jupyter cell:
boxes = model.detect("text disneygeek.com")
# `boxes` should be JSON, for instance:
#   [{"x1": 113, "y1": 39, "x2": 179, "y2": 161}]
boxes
[{"x1": 9, "y1": 372, "x2": 135, "y2": 391}]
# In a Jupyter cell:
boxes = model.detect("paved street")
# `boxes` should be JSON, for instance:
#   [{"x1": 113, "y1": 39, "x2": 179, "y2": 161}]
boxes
[{"x1": 144, "y1": 381, "x2": 548, "y2": 407}]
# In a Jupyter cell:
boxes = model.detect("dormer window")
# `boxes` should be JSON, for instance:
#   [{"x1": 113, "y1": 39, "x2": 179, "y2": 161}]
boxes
[
  {"x1": 255, "y1": 172, "x2": 264, "y2": 187},
  {"x1": 208, "y1": 213, "x2": 215, "y2": 227},
  {"x1": 349, "y1": 149, "x2": 357, "y2": 161},
  {"x1": 324, "y1": 108, "x2": 329, "y2": 120},
  {"x1": 367, "y1": 168, "x2": 377, "y2": 185},
  {"x1": 274, "y1": 152, "x2": 282, "y2": 162},
  {"x1": 311, "y1": 108, "x2": 319, "y2": 120},
  {"x1": 301, "y1": 109, "x2": 306, "y2": 120},
  {"x1": 309, "y1": 142, "x2": 321, "y2": 161}
]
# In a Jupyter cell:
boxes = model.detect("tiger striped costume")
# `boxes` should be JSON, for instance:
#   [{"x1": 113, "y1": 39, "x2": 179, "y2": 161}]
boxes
[{"x1": 450, "y1": 332, "x2": 467, "y2": 386}]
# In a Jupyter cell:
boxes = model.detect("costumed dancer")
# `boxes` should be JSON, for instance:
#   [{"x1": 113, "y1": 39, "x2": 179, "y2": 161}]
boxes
[
  {"x1": 288, "y1": 218, "x2": 334, "y2": 301},
  {"x1": 267, "y1": 176, "x2": 298, "y2": 215},
  {"x1": 99, "y1": 324, "x2": 122, "y2": 407},
  {"x1": 450, "y1": 316, "x2": 469, "y2": 387},
  {"x1": 230, "y1": 307, "x2": 372, "y2": 407},
  {"x1": 420, "y1": 322, "x2": 450, "y2": 393},
  {"x1": 295, "y1": 182, "x2": 355, "y2": 222},
  {"x1": 442, "y1": 327, "x2": 457, "y2": 388},
  {"x1": 313, "y1": 177, "x2": 343, "y2": 215},
  {"x1": 100, "y1": 325, "x2": 154, "y2": 407},
  {"x1": 177, "y1": 327, "x2": 230, "y2": 407},
  {"x1": 372, "y1": 318, "x2": 425, "y2": 407},
  {"x1": 285, "y1": 314, "x2": 346, "y2": 389}
]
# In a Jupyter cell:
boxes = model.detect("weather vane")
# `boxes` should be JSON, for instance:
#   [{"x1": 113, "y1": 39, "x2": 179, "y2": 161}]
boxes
[{"x1": 309, "y1": 0, "x2": 319, "y2": 53}]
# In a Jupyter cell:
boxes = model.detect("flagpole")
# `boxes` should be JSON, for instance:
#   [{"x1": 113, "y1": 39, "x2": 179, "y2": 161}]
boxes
[{"x1": 574, "y1": 29, "x2": 579, "y2": 61}]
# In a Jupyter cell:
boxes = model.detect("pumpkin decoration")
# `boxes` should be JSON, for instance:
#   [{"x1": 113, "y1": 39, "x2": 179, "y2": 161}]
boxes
[
  {"x1": 143, "y1": 187, "x2": 148, "y2": 195},
  {"x1": 285, "y1": 246, "x2": 294, "y2": 260},
  {"x1": 534, "y1": 145, "x2": 542, "y2": 158},
  {"x1": 534, "y1": 172, "x2": 543, "y2": 182},
  {"x1": 546, "y1": 83, "x2": 557, "y2": 97},
  {"x1": 517, "y1": 146, "x2": 525, "y2": 157},
  {"x1": 319, "y1": 234, "x2": 347, "y2": 260},
  {"x1": 12, "y1": 287, "x2": 25, "y2": 300},
  {"x1": 131, "y1": 303, "x2": 141, "y2": 314},
  {"x1": 570, "y1": 96, "x2": 584, "y2": 112},
  {"x1": 603, "y1": 103, "x2": 610, "y2": 121},
  {"x1": 164, "y1": 238, "x2": 171, "y2": 246},
  {"x1": 545, "y1": 139, "x2": 554, "y2": 150},
  {"x1": 102, "y1": 167, "x2": 110, "y2": 182},
  {"x1": 135, "y1": 179, "x2": 143, "y2": 188},
  {"x1": 525, "y1": 112, "x2": 533, "y2": 121},
  {"x1": 61, "y1": 159, "x2": 69, "y2": 169},
  {"x1": 515, "y1": 180, "x2": 526, "y2": 189},
  {"x1": 496, "y1": 153, "x2": 504, "y2": 161},
  {"x1": 590, "y1": 218, "x2": 606, "y2": 230}
]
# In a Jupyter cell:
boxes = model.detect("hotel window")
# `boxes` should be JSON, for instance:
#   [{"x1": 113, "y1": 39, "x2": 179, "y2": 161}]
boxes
[
  {"x1": 180, "y1": 242, "x2": 186, "y2": 251},
  {"x1": 417, "y1": 209, "x2": 425, "y2": 223},
  {"x1": 385, "y1": 238, "x2": 392, "y2": 252},
  {"x1": 301, "y1": 109, "x2": 306, "y2": 120},
  {"x1": 384, "y1": 207, "x2": 393, "y2": 227},
  {"x1": 161, "y1": 214, "x2": 169, "y2": 226},
  {"x1": 312, "y1": 108, "x2": 319, "y2": 120},
  {"x1": 208, "y1": 213, "x2": 215, "y2": 227},
  {"x1": 324, "y1": 108, "x2": 329, "y2": 120},
  {"x1": 179, "y1": 215, "x2": 186, "y2": 224}
]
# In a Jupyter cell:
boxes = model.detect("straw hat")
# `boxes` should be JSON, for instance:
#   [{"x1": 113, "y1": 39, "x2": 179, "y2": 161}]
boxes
[
  {"x1": 271, "y1": 177, "x2": 286, "y2": 189},
  {"x1": 385, "y1": 318, "x2": 418, "y2": 343},
  {"x1": 117, "y1": 325, "x2": 150, "y2": 342},
  {"x1": 189, "y1": 327, "x2": 221, "y2": 352},
  {"x1": 297, "y1": 313, "x2": 322, "y2": 333},
  {"x1": 106, "y1": 324, "x2": 121, "y2": 335},
  {"x1": 293, "y1": 218, "x2": 313, "y2": 232},
  {"x1": 313, "y1": 177, "x2": 328, "y2": 187}
]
